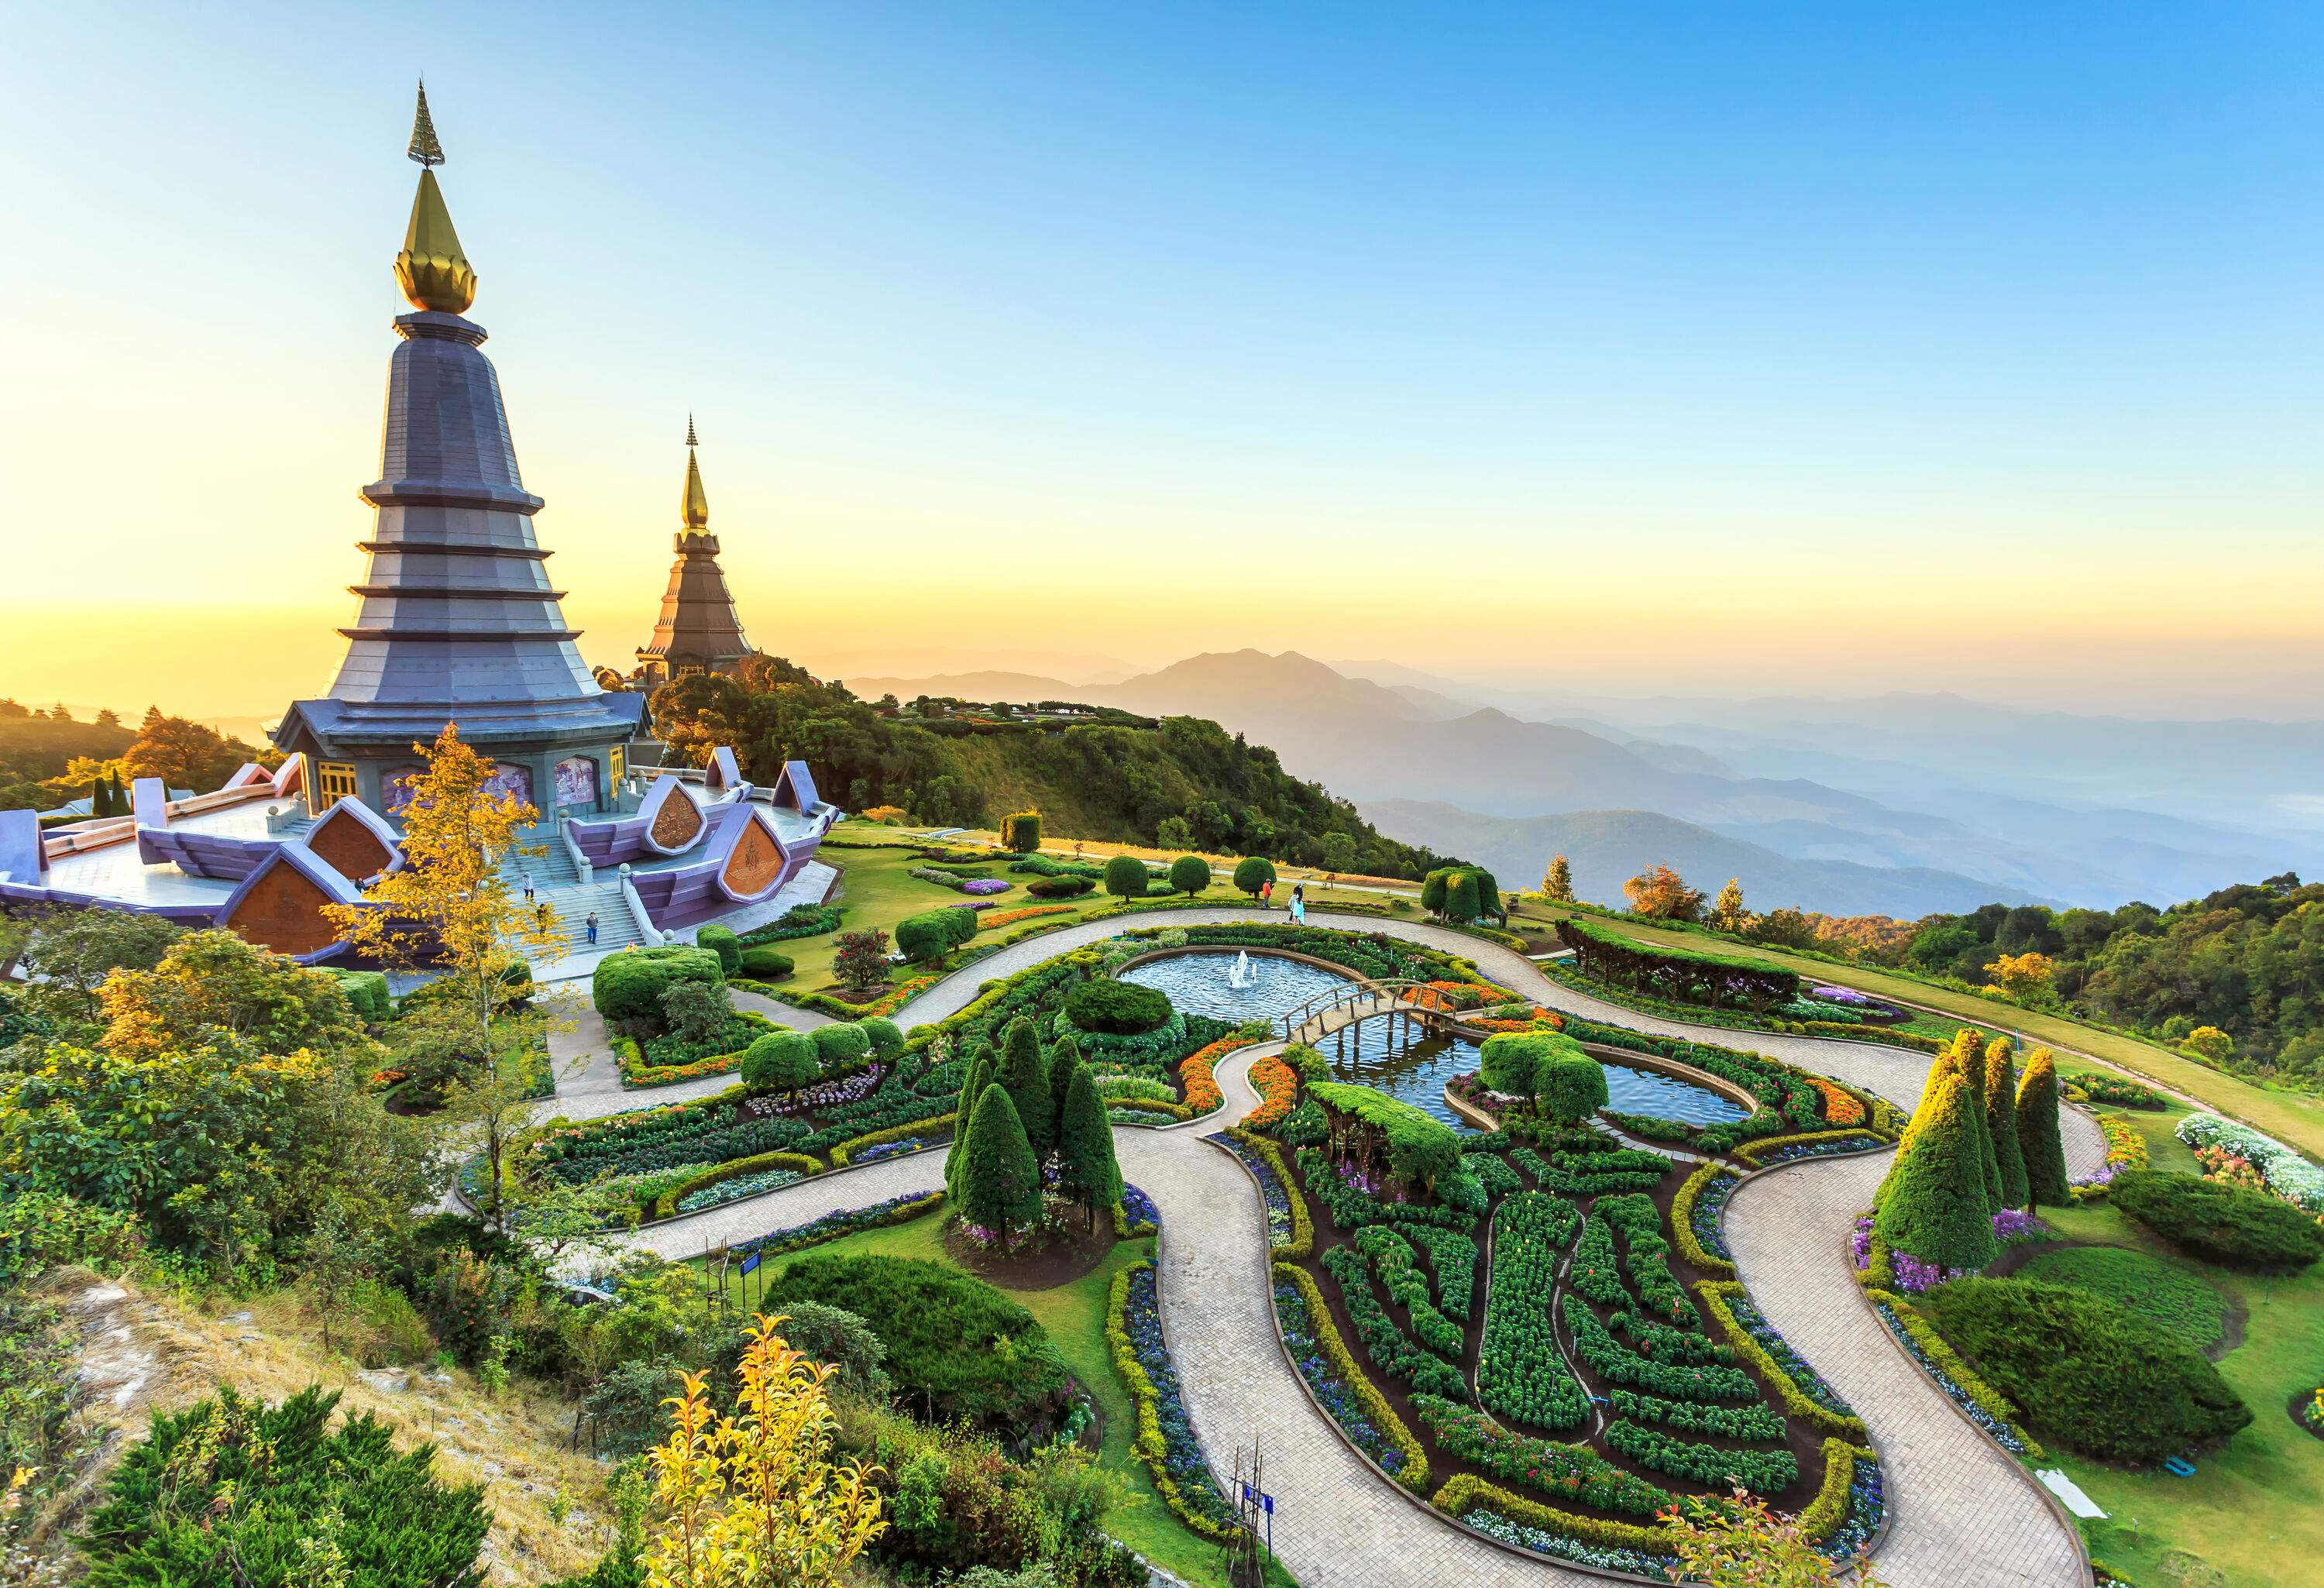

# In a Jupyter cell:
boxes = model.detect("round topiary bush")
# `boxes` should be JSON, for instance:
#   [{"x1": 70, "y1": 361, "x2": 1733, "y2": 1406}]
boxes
[
  {"x1": 741, "y1": 1029, "x2": 819, "y2": 1096},
  {"x1": 1062, "y1": 977, "x2": 1172, "y2": 1036},
  {"x1": 858, "y1": 1016, "x2": 904, "y2": 1057},
  {"x1": 1232, "y1": 856, "x2": 1277, "y2": 899},
  {"x1": 813, "y1": 1021, "x2": 873, "y2": 1073},
  {"x1": 2110, "y1": 1170, "x2": 2324, "y2": 1270},
  {"x1": 1916, "y1": 1277, "x2": 2252, "y2": 1461},
  {"x1": 592, "y1": 945, "x2": 724, "y2": 1028},
  {"x1": 1025, "y1": 875, "x2": 1095, "y2": 899},
  {"x1": 1102, "y1": 853, "x2": 1150, "y2": 901},
  {"x1": 736, "y1": 945, "x2": 794, "y2": 980},
  {"x1": 1167, "y1": 854, "x2": 1212, "y2": 898}
]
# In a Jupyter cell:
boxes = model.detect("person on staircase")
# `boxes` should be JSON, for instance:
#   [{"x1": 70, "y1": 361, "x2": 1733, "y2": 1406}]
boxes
[{"x1": 586, "y1": 910, "x2": 599, "y2": 947}]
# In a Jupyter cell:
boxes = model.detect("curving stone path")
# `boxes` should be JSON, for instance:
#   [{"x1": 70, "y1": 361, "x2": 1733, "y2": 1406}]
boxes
[{"x1": 576, "y1": 906, "x2": 2096, "y2": 1587}]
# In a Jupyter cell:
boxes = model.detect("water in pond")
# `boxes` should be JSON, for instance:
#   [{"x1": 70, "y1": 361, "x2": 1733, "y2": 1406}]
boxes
[
  {"x1": 1118, "y1": 950, "x2": 1749, "y2": 1133},
  {"x1": 1320, "y1": 1017, "x2": 1751, "y2": 1133},
  {"x1": 1119, "y1": 951, "x2": 1354, "y2": 1027}
]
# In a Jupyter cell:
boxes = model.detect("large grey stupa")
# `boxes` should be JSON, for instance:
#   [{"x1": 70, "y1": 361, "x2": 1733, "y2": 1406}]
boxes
[{"x1": 274, "y1": 86, "x2": 643, "y2": 816}]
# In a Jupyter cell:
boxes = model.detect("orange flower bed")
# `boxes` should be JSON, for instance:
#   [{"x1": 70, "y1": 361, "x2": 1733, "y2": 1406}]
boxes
[
  {"x1": 978, "y1": 904, "x2": 1078, "y2": 930},
  {"x1": 1468, "y1": 1008, "x2": 1562, "y2": 1035},
  {"x1": 1808, "y1": 1077, "x2": 1866, "y2": 1127},
  {"x1": 1178, "y1": 1035, "x2": 1243, "y2": 1117},
  {"x1": 1246, "y1": 1050, "x2": 1301, "y2": 1129}
]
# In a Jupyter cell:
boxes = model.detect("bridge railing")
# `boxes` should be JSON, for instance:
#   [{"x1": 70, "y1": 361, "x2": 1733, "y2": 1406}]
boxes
[{"x1": 1278, "y1": 978, "x2": 1456, "y2": 1041}]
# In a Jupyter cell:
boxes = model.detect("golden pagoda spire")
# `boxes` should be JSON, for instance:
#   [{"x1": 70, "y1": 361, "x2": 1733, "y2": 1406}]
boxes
[
  {"x1": 394, "y1": 81, "x2": 477, "y2": 315},
  {"x1": 682, "y1": 417, "x2": 710, "y2": 531}
]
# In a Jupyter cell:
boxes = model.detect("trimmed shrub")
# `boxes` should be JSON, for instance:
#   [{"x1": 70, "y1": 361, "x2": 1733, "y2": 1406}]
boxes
[
  {"x1": 1058, "y1": 1064, "x2": 1122, "y2": 1220},
  {"x1": 1917, "y1": 1277, "x2": 2251, "y2": 1460},
  {"x1": 896, "y1": 907, "x2": 978, "y2": 963},
  {"x1": 1537, "y1": 1054, "x2": 1609, "y2": 1122},
  {"x1": 2016, "y1": 1048, "x2": 2070, "y2": 1207},
  {"x1": 1308, "y1": 1080, "x2": 1461, "y2": 1195},
  {"x1": 1875, "y1": 1066, "x2": 1999, "y2": 1271},
  {"x1": 2110, "y1": 1169, "x2": 2324, "y2": 1270},
  {"x1": 813, "y1": 1021, "x2": 874, "y2": 1074},
  {"x1": 1232, "y1": 856, "x2": 1276, "y2": 899},
  {"x1": 859, "y1": 1016, "x2": 904, "y2": 1057},
  {"x1": 956, "y1": 1087, "x2": 1042, "y2": 1239},
  {"x1": 696, "y1": 923, "x2": 741, "y2": 974},
  {"x1": 330, "y1": 969, "x2": 394, "y2": 1023},
  {"x1": 1102, "y1": 853, "x2": 1150, "y2": 901},
  {"x1": 1168, "y1": 854, "x2": 1211, "y2": 899},
  {"x1": 1025, "y1": 874, "x2": 1095, "y2": 899},
  {"x1": 1062, "y1": 977, "x2": 1171, "y2": 1036},
  {"x1": 1983, "y1": 1039, "x2": 2030, "y2": 1209},
  {"x1": 736, "y1": 945, "x2": 794, "y2": 980},
  {"x1": 741, "y1": 1029, "x2": 819, "y2": 1096},
  {"x1": 591, "y1": 944, "x2": 722, "y2": 1027},
  {"x1": 1478, "y1": 1030, "x2": 1557, "y2": 1095},
  {"x1": 999, "y1": 810, "x2": 1042, "y2": 853}
]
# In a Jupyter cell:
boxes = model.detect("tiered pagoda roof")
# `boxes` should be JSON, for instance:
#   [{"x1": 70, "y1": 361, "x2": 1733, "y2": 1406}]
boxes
[{"x1": 636, "y1": 418, "x2": 755, "y2": 680}]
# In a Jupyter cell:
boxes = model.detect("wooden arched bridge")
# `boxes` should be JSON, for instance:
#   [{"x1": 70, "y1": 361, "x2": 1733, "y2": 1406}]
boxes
[{"x1": 1278, "y1": 978, "x2": 1470, "y2": 1047}]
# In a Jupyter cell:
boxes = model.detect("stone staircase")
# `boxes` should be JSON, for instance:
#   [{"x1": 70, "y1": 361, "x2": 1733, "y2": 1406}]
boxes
[
  {"x1": 533, "y1": 878, "x2": 649, "y2": 957},
  {"x1": 505, "y1": 820, "x2": 579, "y2": 890}
]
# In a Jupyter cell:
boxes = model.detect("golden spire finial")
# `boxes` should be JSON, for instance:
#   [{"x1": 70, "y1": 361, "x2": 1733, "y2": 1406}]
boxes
[
  {"x1": 682, "y1": 420, "x2": 710, "y2": 531},
  {"x1": 407, "y1": 81, "x2": 445, "y2": 167},
  {"x1": 393, "y1": 83, "x2": 476, "y2": 315}
]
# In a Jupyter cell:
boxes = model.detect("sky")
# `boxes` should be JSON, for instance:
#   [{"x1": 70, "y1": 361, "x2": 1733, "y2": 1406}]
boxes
[{"x1": 4, "y1": 2, "x2": 2322, "y2": 722}]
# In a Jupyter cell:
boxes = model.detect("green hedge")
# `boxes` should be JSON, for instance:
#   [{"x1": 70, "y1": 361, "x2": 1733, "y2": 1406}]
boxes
[
  {"x1": 2110, "y1": 1169, "x2": 2324, "y2": 1270},
  {"x1": 1062, "y1": 977, "x2": 1171, "y2": 1035},
  {"x1": 329, "y1": 969, "x2": 393, "y2": 1023},
  {"x1": 1559, "y1": 915, "x2": 1800, "y2": 1011},
  {"x1": 1308, "y1": 1081, "x2": 1461, "y2": 1193},
  {"x1": 592, "y1": 945, "x2": 724, "y2": 1026},
  {"x1": 1917, "y1": 1277, "x2": 2251, "y2": 1461}
]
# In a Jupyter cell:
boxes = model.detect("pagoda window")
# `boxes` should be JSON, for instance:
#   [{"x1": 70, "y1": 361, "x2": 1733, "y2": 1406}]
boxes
[{"x1": 317, "y1": 762, "x2": 358, "y2": 811}]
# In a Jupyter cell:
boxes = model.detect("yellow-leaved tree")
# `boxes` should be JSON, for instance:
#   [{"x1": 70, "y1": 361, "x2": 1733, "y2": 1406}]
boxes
[
  {"x1": 647, "y1": 1315, "x2": 885, "y2": 1588},
  {"x1": 324, "y1": 724, "x2": 563, "y2": 1060},
  {"x1": 1542, "y1": 854, "x2": 1575, "y2": 903},
  {"x1": 1709, "y1": 877, "x2": 1752, "y2": 936},
  {"x1": 1983, "y1": 951, "x2": 2055, "y2": 1001}
]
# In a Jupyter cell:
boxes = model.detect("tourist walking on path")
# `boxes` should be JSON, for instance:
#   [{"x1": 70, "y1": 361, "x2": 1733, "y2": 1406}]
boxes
[
  {"x1": 1260, "y1": 878, "x2": 1273, "y2": 910},
  {"x1": 1291, "y1": 882, "x2": 1306, "y2": 924},
  {"x1": 536, "y1": 901, "x2": 552, "y2": 934},
  {"x1": 521, "y1": 873, "x2": 534, "y2": 902},
  {"x1": 585, "y1": 910, "x2": 599, "y2": 946}
]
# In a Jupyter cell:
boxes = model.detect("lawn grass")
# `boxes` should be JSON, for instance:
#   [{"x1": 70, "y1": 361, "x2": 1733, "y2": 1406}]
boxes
[
  {"x1": 2013, "y1": 1245, "x2": 2228, "y2": 1353},
  {"x1": 1504, "y1": 898, "x2": 2324, "y2": 1164},
  {"x1": 2006, "y1": 1196, "x2": 2324, "y2": 1587},
  {"x1": 716, "y1": 1212, "x2": 1287, "y2": 1588}
]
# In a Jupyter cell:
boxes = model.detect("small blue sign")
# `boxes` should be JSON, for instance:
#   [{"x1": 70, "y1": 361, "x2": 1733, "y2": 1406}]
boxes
[{"x1": 738, "y1": 1251, "x2": 761, "y2": 1276}]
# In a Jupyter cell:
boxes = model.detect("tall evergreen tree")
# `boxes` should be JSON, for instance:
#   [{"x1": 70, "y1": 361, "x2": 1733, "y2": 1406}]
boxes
[
  {"x1": 957, "y1": 1085, "x2": 1042, "y2": 1246},
  {"x1": 1950, "y1": 1029, "x2": 2003, "y2": 1213},
  {"x1": 2015, "y1": 1048, "x2": 2071, "y2": 1208},
  {"x1": 944, "y1": 1047, "x2": 995, "y2": 1198},
  {"x1": 1877, "y1": 1044, "x2": 1964, "y2": 1209},
  {"x1": 1982, "y1": 1037, "x2": 2030, "y2": 1208},
  {"x1": 998, "y1": 1016, "x2": 1053, "y2": 1159},
  {"x1": 1874, "y1": 1067, "x2": 1999, "y2": 1272},
  {"x1": 1046, "y1": 1032, "x2": 1083, "y2": 1158},
  {"x1": 91, "y1": 773, "x2": 110, "y2": 816},
  {"x1": 1056, "y1": 1063, "x2": 1122, "y2": 1229}
]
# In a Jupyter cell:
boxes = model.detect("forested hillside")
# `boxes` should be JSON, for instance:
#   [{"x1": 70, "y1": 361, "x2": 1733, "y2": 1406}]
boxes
[{"x1": 648, "y1": 656, "x2": 1462, "y2": 878}]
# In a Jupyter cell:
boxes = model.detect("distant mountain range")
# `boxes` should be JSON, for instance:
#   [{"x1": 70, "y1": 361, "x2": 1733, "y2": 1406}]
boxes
[{"x1": 834, "y1": 649, "x2": 2320, "y2": 915}]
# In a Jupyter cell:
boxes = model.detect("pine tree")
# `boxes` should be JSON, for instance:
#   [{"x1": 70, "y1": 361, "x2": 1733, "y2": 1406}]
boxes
[
  {"x1": 1982, "y1": 1037, "x2": 2030, "y2": 1208},
  {"x1": 957, "y1": 1085, "x2": 1042, "y2": 1246},
  {"x1": 91, "y1": 774, "x2": 109, "y2": 816},
  {"x1": 2015, "y1": 1048, "x2": 2071, "y2": 1208},
  {"x1": 1873, "y1": 1066, "x2": 1999, "y2": 1272},
  {"x1": 1949, "y1": 1029, "x2": 2003, "y2": 1213},
  {"x1": 108, "y1": 772, "x2": 129, "y2": 815},
  {"x1": 998, "y1": 1016, "x2": 1053, "y2": 1159},
  {"x1": 1542, "y1": 854, "x2": 1574, "y2": 903},
  {"x1": 1876, "y1": 1045, "x2": 1963, "y2": 1209},
  {"x1": 1056, "y1": 1062, "x2": 1122, "y2": 1229}
]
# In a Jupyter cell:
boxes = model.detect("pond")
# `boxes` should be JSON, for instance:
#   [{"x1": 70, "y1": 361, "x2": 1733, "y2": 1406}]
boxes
[
  {"x1": 1317, "y1": 1020, "x2": 1749, "y2": 1131},
  {"x1": 1120, "y1": 950, "x2": 1750, "y2": 1133},
  {"x1": 1119, "y1": 949, "x2": 1355, "y2": 1027}
]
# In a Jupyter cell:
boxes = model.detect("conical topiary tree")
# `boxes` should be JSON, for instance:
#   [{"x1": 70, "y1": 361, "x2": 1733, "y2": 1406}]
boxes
[
  {"x1": 1873, "y1": 1066, "x2": 1999, "y2": 1273},
  {"x1": 944, "y1": 1047, "x2": 995, "y2": 1197},
  {"x1": 1876, "y1": 1043, "x2": 1964, "y2": 1209},
  {"x1": 91, "y1": 774, "x2": 110, "y2": 816},
  {"x1": 999, "y1": 1016, "x2": 1054, "y2": 1159},
  {"x1": 1982, "y1": 1037, "x2": 2030, "y2": 1208},
  {"x1": 1057, "y1": 1063, "x2": 1122, "y2": 1229},
  {"x1": 1948, "y1": 1029, "x2": 2003, "y2": 1214},
  {"x1": 2016, "y1": 1048, "x2": 2071, "y2": 1208},
  {"x1": 957, "y1": 1084, "x2": 1043, "y2": 1246},
  {"x1": 1047, "y1": 1032, "x2": 1083, "y2": 1158}
]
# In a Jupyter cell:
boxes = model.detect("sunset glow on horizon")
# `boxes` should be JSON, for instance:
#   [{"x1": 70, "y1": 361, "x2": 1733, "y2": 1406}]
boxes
[{"x1": 7, "y1": 2, "x2": 2323, "y2": 720}]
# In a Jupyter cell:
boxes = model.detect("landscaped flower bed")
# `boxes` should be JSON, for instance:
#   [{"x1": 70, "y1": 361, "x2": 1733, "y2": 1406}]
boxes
[
  {"x1": 1732, "y1": 1128, "x2": 1884, "y2": 1167},
  {"x1": 675, "y1": 1165, "x2": 803, "y2": 1214},
  {"x1": 1869, "y1": 1293, "x2": 2043, "y2": 1456},
  {"x1": 1213, "y1": 1131, "x2": 1297, "y2": 1247},
  {"x1": 1107, "y1": 1262, "x2": 1237, "y2": 1541},
  {"x1": 1271, "y1": 1263, "x2": 1427, "y2": 1490},
  {"x1": 725, "y1": 1189, "x2": 944, "y2": 1262},
  {"x1": 2178, "y1": 1112, "x2": 2324, "y2": 1211},
  {"x1": 2071, "y1": 1112, "x2": 2151, "y2": 1199}
]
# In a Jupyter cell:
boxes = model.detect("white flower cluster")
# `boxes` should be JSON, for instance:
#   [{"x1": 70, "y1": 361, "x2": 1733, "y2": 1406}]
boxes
[{"x1": 2177, "y1": 1112, "x2": 2324, "y2": 1210}]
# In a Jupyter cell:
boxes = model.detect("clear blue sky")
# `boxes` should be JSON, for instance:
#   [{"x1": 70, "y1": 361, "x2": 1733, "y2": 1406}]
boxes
[{"x1": 5, "y1": 2, "x2": 2322, "y2": 715}]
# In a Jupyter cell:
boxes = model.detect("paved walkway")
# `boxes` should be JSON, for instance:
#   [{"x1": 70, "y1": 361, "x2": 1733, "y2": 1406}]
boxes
[{"x1": 575, "y1": 906, "x2": 2095, "y2": 1587}]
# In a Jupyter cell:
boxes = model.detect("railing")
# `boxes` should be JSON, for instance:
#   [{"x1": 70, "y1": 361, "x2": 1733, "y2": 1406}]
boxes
[
  {"x1": 617, "y1": 864, "x2": 665, "y2": 947},
  {"x1": 560, "y1": 813, "x2": 593, "y2": 884},
  {"x1": 1278, "y1": 978, "x2": 1459, "y2": 1041}
]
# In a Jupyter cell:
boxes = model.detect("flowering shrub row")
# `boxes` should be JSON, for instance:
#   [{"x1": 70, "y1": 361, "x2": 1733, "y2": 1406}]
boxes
[
  {"x1": 1222, "y1": 1128, "x2": 1309, "y2": 1257},
  {"x1": 1433, "y1": 1476, "x2": 1679, "y2": 1566},
  {"x1": 1244, "y1": 1048, "x2": 1303, "y2": 1130},
  {"x1": 827, "y1": 1111, "x2": 955, "y2": 1167},
  {"x1": 2074, "y1": 1072, "x2": 2168, "y2": 1109},
  {"x1": 651, "y1": 1150, "x2": 822, "y2": 1218},
  {"x1": 1116, "y1": 1184, "x2": 1160, "y2": 1236},
  {"x1": 1413, "y1": 1395, "x2": 1671, "y2": 1515},
  {"x1": 1271, "y1": 1262, "x2": 1429, "y2": 1490},
  {"x1": 1672, "y1": 1162, "x2": 1737, "y2": 1275},
  {"x1": 1698, "y1": 1280, "x2": 1864, "y2": 1435},
  {"x1": 1733, "y1": 1129, "x2": 1885, "y2": 1168},
  {"x1": 674, "y1": 1165, "x2": 804, "y2": 1215},
  {"x1": 1176, "y1": 1034, "x2": 1238, "y2": 1116},
  {"x1": 725, "y1": 1188, "x2": 944, "y2": 1262},
  {"x1": 2178, "y1": 1112, "x2": 2324, "y2": 1211},
  {"x1": 1868, "y1": 1289, "x2": 2044, "y2": 1456},
  {"x1": 1807, "y1": 1077, "x2": 1867, "y2": 1126},
  {"x1": 1608, "y1": 1387, "x2": 1785, "y2": 1441},
  {"x1": 1106, "y1": 1262, "x2": 1238, "y2": 1542},
  {"x1": 2072, "y1": 1112, "x2": 2151, "y2": 1199},
  {"x1": 1476, "y1": 1191, "x2": 1588, "y2": 1430},
  {"x1": 1563, "y1": 1296, "x2": 1755, "y2": 1402},
  {"x1": 1604, "y1": 1418, "x2": 1796, "y2": 1494},
  {"x1": 1322, "y1": 1245, "x2": 1468, "y2": 1400},
  {"x1": 976, "y1": 904, "x2": 1078, "y2": 930},
  {"x1": 1354, "y1": 1225, "x2": 1465, "y2": 1355}
]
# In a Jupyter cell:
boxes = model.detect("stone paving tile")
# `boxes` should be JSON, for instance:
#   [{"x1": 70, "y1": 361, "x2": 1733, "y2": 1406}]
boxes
[{"x1": 566, "y1": 906, "x2": 2104, "y2": 1587}]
